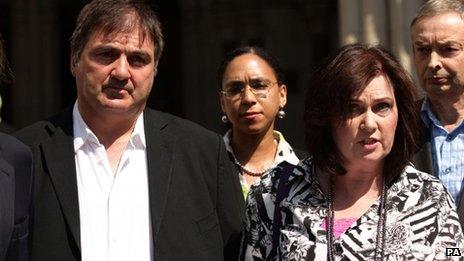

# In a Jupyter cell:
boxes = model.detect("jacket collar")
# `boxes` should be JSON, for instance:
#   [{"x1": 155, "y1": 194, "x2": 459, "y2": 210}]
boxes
[
  {"x1": 40, "y1": 105, "x2": 81, "y2": 249},
  {"x1": 40, "y1": 106, "x2": 178, "y2": 250},
  {"x1": 143, "y1": 109, "x2": 176, "y2": 240}
]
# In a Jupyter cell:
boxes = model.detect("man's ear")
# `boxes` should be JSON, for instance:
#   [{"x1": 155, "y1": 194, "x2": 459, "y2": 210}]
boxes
[
  {"x1": 70, "y1": 55, "x2": 78, "y2": 77},
  {"x1": 69, "y1": 58, "x2": 77, "y2": 77},
  {"x1": 154, "y1": 62, "x2": 158, "y2": 76}
]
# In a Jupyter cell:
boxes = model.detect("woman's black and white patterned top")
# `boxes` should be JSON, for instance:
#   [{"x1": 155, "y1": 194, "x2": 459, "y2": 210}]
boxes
[
  {"x1": 242, "y1": 157, "x2": 464, "y2": 260},
  {"x1": 223, "y1": 130, "x2": 300, "y2": 198}
]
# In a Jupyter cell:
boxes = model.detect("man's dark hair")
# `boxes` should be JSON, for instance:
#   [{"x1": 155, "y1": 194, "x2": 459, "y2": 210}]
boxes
[
  {"x1": 304, "y1": 43, "x2": 419, "y2": 182},
  {"x1": 70, "y1": 0, "x2": 164, "y2": 66},
  {"x1": 217, "y1": 46, "x2": 285, "y2": 88}
]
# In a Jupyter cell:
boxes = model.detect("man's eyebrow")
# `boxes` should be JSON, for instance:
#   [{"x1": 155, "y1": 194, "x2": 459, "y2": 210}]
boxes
[
  {"x1": 90, "y1": 45, "x2": 120, "y2": 53},
  {"x1": 413, "y1": 40, "x2": 428, "y2": 46},
  {"x1": 128, "y1": 50, "x2": 152, "y2": 59},
  {"x1": 436, "y1": 40, "x2": 463, "y2": 46},
  {"x1": 90, "y1": 45, "x2": 152, "y2": 56}
]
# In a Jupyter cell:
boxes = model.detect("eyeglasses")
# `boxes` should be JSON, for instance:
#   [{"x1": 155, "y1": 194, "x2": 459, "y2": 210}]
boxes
[{"x1": 221, "y1": 80, "x2": 278, "y2": 100}]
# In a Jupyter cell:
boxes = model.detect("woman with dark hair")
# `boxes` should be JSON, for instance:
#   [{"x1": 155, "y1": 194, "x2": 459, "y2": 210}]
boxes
[
  {"x1": 242, "y1": 43, "x2": 464, "y2": 260},
  {"x1": 219, "y1": 46, "x2": 306, "y2": 198}
]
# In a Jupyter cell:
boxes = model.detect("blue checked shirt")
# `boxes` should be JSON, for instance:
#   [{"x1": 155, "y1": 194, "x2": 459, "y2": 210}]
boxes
[{"x1": 421, "y1": 99, "x2": 464, "y2": 204}]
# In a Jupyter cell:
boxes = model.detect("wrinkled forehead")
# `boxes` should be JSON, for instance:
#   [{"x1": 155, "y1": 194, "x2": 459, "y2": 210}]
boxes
[
  {"x1": 88, "y1": 13, "x2": 154, "y2": 48},
  {"x1": 412, "y1": 11, "x2": 464, "y2": 30}
]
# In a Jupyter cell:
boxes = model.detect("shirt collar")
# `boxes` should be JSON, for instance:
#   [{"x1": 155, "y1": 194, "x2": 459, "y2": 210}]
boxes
[
  {"x1": 421, "y1": 98, "x2": 441, "y2": 129},
  {"x1": 73, "y1": 102, "x2": 97, "y2": 152},
  {"x1": 72, "y1": 101, "x2": 146, "y2": 152},
  {"x1": 223, "y1": 129, "x2": 300, "y2": 166},
  {"x1": 421, "y1": 98, "x2": 464, "y2": 134},
  {"x1": 131, "y1": 112, "x2": 146, "y2": 149}
]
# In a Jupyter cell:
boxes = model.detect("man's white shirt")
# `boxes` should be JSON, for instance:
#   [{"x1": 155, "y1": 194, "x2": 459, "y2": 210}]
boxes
[{"x1": 73, "y1": 103, "x2": 153, "y2": 261}]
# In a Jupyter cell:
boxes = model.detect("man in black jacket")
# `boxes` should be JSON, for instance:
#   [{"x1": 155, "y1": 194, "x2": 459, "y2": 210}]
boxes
[
  {"x1": 14, "y1": 1, "x2": 244, "y2": 260},
  {"x1": 0, "y1": 34, "x2": 33, "y2": 261}
]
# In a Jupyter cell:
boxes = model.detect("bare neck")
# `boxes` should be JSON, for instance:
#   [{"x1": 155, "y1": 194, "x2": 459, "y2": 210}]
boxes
[
  {"x1": 319, "y1": 162, "x2": 384, "y2": 218},
  {"x1": 230, "y1": 126, "x2": 277, "y2": 169},
  {"x1": 78, "y1": 105, "x2": 141, "y2": 149},
  {"x1": 428, "y1": 93, "x2": 464, "y2": 132},
  {"x1": 333, "y1": 169, "x2": 382, "y2": 199}
]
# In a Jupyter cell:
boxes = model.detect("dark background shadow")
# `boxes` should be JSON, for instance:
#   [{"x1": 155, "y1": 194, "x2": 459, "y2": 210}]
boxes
[{"x1": 0, "y1": 0, "x2": 338, "y2": 149}]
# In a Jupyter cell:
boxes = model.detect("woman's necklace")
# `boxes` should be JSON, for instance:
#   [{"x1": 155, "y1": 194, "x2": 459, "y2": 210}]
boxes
[
  {"x1": 326, "y1": 176, "x2": 387, "y2": 261},
  {"x1": 234, "y1": 160, "x2": 276, "y2": 176},
  {"x1": 233, "y1": 137, "x2": 278, "y2": 177}
]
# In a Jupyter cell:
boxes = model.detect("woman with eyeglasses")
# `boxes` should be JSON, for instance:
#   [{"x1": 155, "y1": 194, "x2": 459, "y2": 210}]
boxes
[
  {"x1": 241, "y1": 44, "x2": 464, "y2": 260},
  {"x1": 218, "y1": 46, "x2": 306, "y2": 198}
]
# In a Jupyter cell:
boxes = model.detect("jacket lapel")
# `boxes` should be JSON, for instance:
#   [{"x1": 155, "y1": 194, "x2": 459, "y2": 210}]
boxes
[
  {"x1": 412, "y1": 111, "x2": 434, "y2": 175},
  {"x1": 40, "y1": 108, "x2": 81, "y2": 249},
  {"x1": 144, "y1": 109, "x2": 176, "y2": 240},
  {"x1": 0, "y1": 155, "x2": 14, "y2": 259},
  {"x1": 412, "y1": 141, "x2": 434, "y2": 175}
]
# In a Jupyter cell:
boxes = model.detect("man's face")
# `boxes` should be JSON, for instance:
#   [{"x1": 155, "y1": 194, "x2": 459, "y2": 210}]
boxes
[
  {"x1": 71, "y1": 25, "x2": 156, "y2": 117},
  {"x1": 411, "y1": 12, "x2": 464, "y2": 99}
]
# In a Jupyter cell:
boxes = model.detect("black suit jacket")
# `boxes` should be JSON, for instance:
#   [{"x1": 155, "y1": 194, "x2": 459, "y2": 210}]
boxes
[
  {"x1": 412, "y1": 105, "x2": 464, "y2": 228},
  {"x1": 0, "y1": 133, "x2": 32, "y2": 261},
  {"x1": 14, "y1": 107, "x2": 244, "y2": 261}
]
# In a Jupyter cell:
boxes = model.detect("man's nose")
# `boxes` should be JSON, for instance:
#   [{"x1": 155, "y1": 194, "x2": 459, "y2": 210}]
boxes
[
  {"x1": 427, "y1": 51, "x2": 442, "y2": 71},
  {"x1": 111, "y1": 56, "x2": 131, "y2": 80}
]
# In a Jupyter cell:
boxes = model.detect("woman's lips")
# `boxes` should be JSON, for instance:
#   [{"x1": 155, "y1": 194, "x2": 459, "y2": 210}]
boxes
[
  {"x1": 241, "y1": 111, "x2": 260, "y2": 120},
  {"x1": 359, "y1": 138, "x2": 380, "y2": 151}
]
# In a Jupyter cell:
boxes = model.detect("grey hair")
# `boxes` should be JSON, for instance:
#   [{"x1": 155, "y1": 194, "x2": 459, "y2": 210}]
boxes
[{"x1": 411, "y1": 0, "x2": 464, "y2": 27}]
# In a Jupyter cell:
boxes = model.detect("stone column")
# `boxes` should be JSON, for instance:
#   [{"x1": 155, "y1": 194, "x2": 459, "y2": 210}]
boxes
[
  {"x1": 339, "y1": 0, "x2": 425, "y2": 75},
  {"x1": 389, "y1": 0, "x2": 424, "y2": 75},
  {"x1": 339, "y1": 0, "x2": 361, "y2": 44},
  {"x1": 361, "y1": 0, "x2": 388, "y2": 44}
]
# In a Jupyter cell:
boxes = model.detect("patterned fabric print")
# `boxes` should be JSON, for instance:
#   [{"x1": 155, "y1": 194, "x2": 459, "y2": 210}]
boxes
[
  {"x1": 421, "y1": 99, "x2": 464, "y2": 203},
  {"x1": 242, "y1": 157, "x2": 464, "y2": 260},
  {"x1": 223, "y1": 130, "x2": 300, "y2": 198}
]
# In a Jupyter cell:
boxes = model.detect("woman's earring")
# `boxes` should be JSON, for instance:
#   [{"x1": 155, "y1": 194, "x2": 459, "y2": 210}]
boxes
[
  {"x1": 221, "y1": 115, "x2": 229, "y2": 123},
  {"x1": 277, "y1": 108, "x2": 286, "y2": 119}
]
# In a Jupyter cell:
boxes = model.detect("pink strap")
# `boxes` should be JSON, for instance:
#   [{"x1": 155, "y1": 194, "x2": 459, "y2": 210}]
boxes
[{"x1": 321, "y1": 217, "x2": 357, "y2": 238}]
